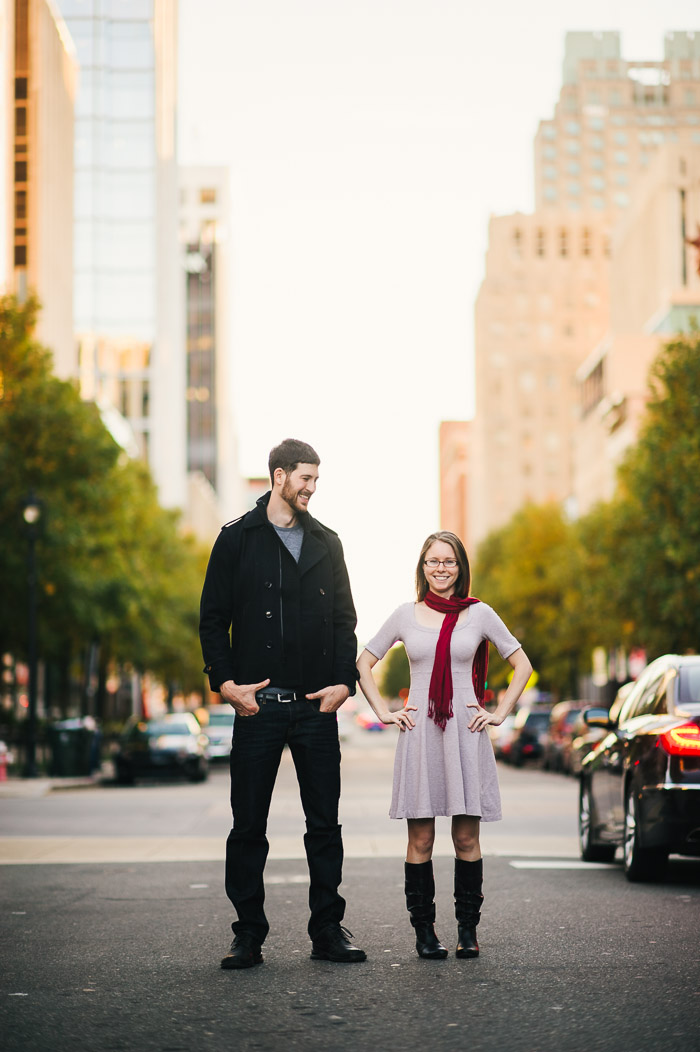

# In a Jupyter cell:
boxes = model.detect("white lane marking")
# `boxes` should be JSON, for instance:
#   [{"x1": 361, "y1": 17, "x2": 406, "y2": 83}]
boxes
[
  {"x1": 510, "y1": 860, "x2": 617, "y2": 870},
  {"x1": 266, "y1": 874, "x2": 308, "y2": 884}
]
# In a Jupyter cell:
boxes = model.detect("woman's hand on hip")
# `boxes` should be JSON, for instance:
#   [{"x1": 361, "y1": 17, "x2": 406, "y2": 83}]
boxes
[
  {"x1": 385, "y1": 705, "x2": 417, "y2": 732},
  {"x1": 468, "y1": 705, "x2": 499, "y2": 733}
]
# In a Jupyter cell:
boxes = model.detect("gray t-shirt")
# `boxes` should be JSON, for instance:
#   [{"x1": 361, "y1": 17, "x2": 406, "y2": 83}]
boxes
[{"x1": 273, "y1": 523, "x2": 304, "y2": 563}]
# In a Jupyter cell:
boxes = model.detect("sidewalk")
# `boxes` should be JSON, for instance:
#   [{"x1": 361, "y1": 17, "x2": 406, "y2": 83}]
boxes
[{"x1": 0, "y1": 764, "x2": 111, "y2": 799}]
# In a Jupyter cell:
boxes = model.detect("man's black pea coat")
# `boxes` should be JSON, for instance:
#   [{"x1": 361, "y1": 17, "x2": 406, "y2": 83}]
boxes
[{"x1": 199, "y1": 493, "x2": 358, "y2": 696}]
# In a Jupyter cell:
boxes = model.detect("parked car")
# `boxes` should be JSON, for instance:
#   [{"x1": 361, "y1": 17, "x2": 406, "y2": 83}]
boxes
[
  {"x1": 115, "y1": 713, "x2": 209, "y2": 784},
  {"x1": 489, "y1": 712, "x2": 517, "y2": 762},
  {"x1": 202, "y1": 704, "x2": 235, "y2": 761},
  {"x1": 509, "y1": 707, "x2": 551, "y2": 766},
  {"x1": 568, "y1": 683, "x2": 633, "y2": 777},
  {"x1": 541, "y1": 701, "x2": 587, "y2": 773},
  {"x1": 579, "y1": 654, "x2": 700, "y2": 881}
]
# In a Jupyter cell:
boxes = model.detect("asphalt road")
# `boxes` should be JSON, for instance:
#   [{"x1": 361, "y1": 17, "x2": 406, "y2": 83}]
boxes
[{"x1": 2, "y1": 725, "x2": 700, "y2": 1052}]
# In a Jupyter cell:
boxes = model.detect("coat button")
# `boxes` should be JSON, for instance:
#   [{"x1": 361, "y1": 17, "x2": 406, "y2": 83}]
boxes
[
  {"x1": 265, "y1": 611, "x2": 272, "y2": 619},
  {"x1": 319, "y1": 588, "x2": 325, "y2": 596},
  {"x1": 322, "y1": 648, "x2": 327, "y2": 656},
  {"x1": 266, "y1": 642, "x2": 273, "y2": 649},
  {"x1": 264, "y1": 581, "x2": 272, "y2": 589}
]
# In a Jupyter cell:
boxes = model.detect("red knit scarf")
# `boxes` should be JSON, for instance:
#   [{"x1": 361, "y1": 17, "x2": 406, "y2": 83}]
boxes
[{"x1": 424, "y1": 591, "x2": 489, "y2": 731}]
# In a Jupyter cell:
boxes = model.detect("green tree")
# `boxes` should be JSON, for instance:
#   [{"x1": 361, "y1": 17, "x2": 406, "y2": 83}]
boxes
[
  {"x1": 473, "y1": 503, "x2": 583, "y2": 696},
  {"x1": 380, "y1": 643, "x2": 410, "y2": 698},
  {"x1": 600, "y1": 328, "x2": 700, "y2": 656},
  {"x1": 0, "y1": 295, "x2": 207, "y2": 709}
]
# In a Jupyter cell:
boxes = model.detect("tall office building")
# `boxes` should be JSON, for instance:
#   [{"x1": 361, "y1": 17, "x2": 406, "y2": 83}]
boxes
[
  {"x1": 56, "y1": 0, "x2": 185, "y2": 509},
  {"x1": 572, "y1": 133, "x2": 700, "y2": 514},
  {"x1": 535, "y1": 31, "x2": 700, "y2": 216},
  {"x1": 2, "y1": 0, "x2": 76, "y2": 371},
  {"x1": 462, "y1": 31, "x2": 700, "y2": 550},
  {"x1": 179, "y1": 166, "x2": 243, "y2": 538}
]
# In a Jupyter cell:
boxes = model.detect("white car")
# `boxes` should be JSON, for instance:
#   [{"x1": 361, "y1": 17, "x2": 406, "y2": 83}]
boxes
[{"x1": 203, "y1": 705, "x2": 235, "y2": 761}]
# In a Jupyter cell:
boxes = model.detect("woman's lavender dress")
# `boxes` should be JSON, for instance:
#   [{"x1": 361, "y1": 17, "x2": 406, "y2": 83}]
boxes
[{"x1": 366, "y1": 602, "x2": 520, "y2": 821}]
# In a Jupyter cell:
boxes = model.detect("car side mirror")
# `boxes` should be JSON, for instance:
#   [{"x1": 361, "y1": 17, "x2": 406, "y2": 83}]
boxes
[{"x1": 583, "y1": 707, "x2": 612, "y2": 729}]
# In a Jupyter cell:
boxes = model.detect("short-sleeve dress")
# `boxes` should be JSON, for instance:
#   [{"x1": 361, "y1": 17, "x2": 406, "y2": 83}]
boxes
[{"x1": 365, "y1": 602, "x2": 521, "y2": 821}]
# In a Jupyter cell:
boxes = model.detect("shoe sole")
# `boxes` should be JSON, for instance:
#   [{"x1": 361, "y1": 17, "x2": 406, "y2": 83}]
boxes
[
  {"x1": 221, "y1": 954, "x2": 264, "y2": 970},
  {"x1": 455, "y1": 949, "x2": 479, "y2": 959},
  {"x1": 310, "y1": 950, "x2": 367, "y2": 962}
]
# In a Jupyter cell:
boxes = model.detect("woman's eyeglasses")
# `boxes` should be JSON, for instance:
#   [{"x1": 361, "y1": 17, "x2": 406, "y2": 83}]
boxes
[{"x1": 424, "y1": 558, "x2": 457, "y2": 569}]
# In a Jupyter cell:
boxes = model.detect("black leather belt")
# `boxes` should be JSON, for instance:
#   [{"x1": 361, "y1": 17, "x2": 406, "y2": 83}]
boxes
[{"x1": 255, "y1": 688, "x2": 301, "y2": 704}]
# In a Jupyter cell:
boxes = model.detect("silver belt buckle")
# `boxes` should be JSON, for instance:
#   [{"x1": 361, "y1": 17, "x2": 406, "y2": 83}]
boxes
[{"x1": 277, "y1": 693, "x2": 293, "y2": 703}]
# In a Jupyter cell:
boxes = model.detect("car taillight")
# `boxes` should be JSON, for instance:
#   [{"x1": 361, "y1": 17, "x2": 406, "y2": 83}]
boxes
[{"x1": 659, "y1": 722, "x2": 700, "y2": 756}]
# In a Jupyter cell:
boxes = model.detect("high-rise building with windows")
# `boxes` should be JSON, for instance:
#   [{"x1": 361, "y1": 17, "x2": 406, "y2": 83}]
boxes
[
  {"x1": 2, "y1": 0, "x2": 76, "y2": 371},
  {"x1": 179, "y1": 166, "x2": 243, "y2": 537},
  {"x1": 535, "y1": 31, "x2": 700, "y2": 215},
  {"x1": 456, "y1": 31, "x2": 700, "y2": 550},
  {"x1": 56, "y1": 0, "x2": 185, "y2": 509}
]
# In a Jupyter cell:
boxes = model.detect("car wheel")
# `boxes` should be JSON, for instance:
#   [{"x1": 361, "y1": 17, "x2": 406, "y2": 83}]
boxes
[
  {"x1": 579, "y1": 781, "x2": 616, "y2": 862},
  {"x1": 623, "y1": 789, "x2": 667, "y2": 882}
]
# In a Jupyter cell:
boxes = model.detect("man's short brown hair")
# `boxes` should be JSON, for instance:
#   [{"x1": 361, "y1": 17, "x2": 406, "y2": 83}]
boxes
[{"x1": 268, "y1": 438, "x2": 320, "y2": 482}]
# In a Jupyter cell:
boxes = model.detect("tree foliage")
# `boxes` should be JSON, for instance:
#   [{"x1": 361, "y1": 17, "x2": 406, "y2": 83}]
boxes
[
  {"x1": 0, "y1": 295, "x2": 207, "y2": 702},
  {"x1": 379, "y1": 643, "x2": 410, "y2": 698}
]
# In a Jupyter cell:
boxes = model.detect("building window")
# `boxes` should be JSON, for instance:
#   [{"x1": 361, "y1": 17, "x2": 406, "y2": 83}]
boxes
[
  {"x1": 513, "y1": 228, "x2": 522, "y2": 257},
  {"x1": 566, "y1": 140, "x2": 581, "y2": 154},
  {"x1": 14, "y1": 190, "x2": 26, "y2": 220},
  {"x1": 200, "y1": 188, "x2": 217, "y2": 204},
  {"x1": 567, "y1": 181, "x2": 581, "y2": 196},
  {"x1": 582, "y1": 227, "x2": 591, "y2": 256},
  {"x1": 14, "y1": 160, "x2": 27, "y2": 183},
  {"x1": 15, "y1": 107, "x2": 27, "y2": 136},
  {"x1": 543, "y1": 145, "x2": 557, "y2": 160},
  {"x1": 567, "y1": 161, "x2": 581, "y2": 175},
  {"x1": 565, "y1": 121, "x2": 580, "y2": 135},
  {"x1": 590, "y1": 135, "x2": 604, "y2": 150},
  {"x1": 591, "y1": 156, "x2": 604, "y2": 170},
  {"x1": 559, "y1": 228, "x2": 568, "y2": 257},
  {"x1": 544, "y1": 186, "x2": 557, "y2": 201},
  {"x1": 614, "y1": 131, "x2": 628, "y2": 145},
  {"x1": 536, "y1": 228, "x2": 545, "y2": 256},
  {"x1": 614, "y1": 192, "x2": 629, "y2": 207},
  {"x1": 615, "y1": 172, "x2": 628, "y2": 186},
  {"x1": 614, "y1": 151, "x2": 628, "y2": 164},
  {"x1": 14, "y1": 77, "x2": 27, "y2": 100},
  {"x1": 543, "y1": 125, "x2": 557, "y2": 140},
  {"x1": 592, "y1": 196, "x2": 605, "y2": 211},
  {"x1": 591, "y1": 175, "x2": 605, "y2": 191},
  {"x1": 14, "y1": 244, "x2": 26, "y2": 266},
  {"x1": 544, "y1": 165, "x2": 557, "y2": 179}
]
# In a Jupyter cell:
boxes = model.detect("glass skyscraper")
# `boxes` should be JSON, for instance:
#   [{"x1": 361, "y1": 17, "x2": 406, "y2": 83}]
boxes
[{"x1": 56, "y1": 0, "x2": 185, "y2": 509}]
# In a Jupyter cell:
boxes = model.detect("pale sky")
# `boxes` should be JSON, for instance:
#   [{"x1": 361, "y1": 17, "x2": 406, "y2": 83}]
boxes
[{"x1": 178, "y1": 0, "x2": 699, "y2": 641}]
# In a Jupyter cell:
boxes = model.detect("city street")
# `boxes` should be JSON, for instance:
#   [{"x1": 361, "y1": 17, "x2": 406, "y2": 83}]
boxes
[{"x1": 2, "y1": 723, "x2": 699, "y2": 1052}]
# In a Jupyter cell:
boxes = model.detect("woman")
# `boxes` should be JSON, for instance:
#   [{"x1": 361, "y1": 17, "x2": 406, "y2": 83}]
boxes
[{"x1": 357, "y1": 531, "x2": 532, "y2": 961}]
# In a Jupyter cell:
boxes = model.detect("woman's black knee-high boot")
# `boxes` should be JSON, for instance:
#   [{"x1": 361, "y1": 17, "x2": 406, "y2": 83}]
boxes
[
  {"x1": 454, "y1": 857, "x2": 484, "y2": 959},
  {"x1": 404, "y1": 861, "x2": 448, "y2": 959}
]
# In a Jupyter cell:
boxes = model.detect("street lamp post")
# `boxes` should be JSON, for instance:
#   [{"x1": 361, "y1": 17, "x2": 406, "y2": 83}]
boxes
[{"x1": 22, "y1": 492, "x2": 42, "y2": 778}]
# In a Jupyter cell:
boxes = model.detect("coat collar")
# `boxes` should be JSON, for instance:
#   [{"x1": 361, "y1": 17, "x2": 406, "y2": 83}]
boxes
[
  {"x1": 244, "y1": 491, "x2": 326, "y2": 538},
  {"x1": 245, "y1": 492, "x2": 329, "y2": 576}
]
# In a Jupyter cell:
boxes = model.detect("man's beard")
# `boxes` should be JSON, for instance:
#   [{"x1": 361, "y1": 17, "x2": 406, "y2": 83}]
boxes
[{"x1": 281, "y1": 478, "x2": 310, "y2": 516}]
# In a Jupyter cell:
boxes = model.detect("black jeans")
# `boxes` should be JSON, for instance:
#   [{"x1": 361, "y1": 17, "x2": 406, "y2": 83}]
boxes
[{"x1": 225, "y1": 698, "x2": 345, "y2": 944}]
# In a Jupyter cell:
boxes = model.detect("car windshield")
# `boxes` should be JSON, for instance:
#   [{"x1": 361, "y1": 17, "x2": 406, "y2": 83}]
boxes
[
  {"x1": 207, "y1": 712, "x2": 235, "y2": 727},
  {"x1": 147, "y1": 722, "x2": 193, "y2": 736},
  {"x1": 526, "y1": 712, "x2": 550, "y2": 729},
  {"x1": 678, "y1": 667, "x2": 700, "y2": 712}
]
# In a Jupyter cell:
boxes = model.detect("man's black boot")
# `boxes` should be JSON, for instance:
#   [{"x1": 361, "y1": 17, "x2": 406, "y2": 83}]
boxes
[
  {"x1": 220, "y1": 933, "x2": 264, "y2": 970},
  {"x1": 310, "y1": 924, "x2": 366, "y2": 962},
  {"x1": 454, "y1": 857, "x2": 484, "y2": 959},
  {"x1": 405, "y1": 861, "x2": 449, "y2": 959}
]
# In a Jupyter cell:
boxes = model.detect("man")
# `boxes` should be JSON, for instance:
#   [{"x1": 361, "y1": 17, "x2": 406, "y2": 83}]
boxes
[{"x1": 199, "y1": 438, "x2": 366, "y2": 969}]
